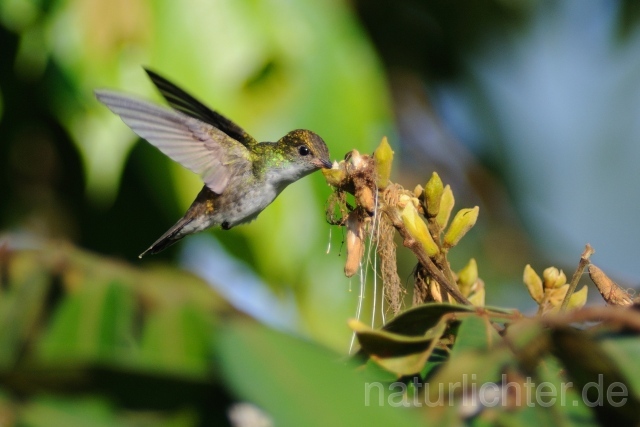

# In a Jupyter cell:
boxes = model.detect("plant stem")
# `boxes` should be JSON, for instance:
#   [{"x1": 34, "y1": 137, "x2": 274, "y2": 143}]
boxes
[{"x1": 559, "y1": 244, "x2": 595, "y2": 311}]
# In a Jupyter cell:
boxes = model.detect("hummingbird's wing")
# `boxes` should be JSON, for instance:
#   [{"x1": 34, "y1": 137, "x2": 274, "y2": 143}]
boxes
[
  {"x1": 144, "y1": 68, "x2": 259, "y2": 148},
  {"x1": 95, "y1": 90, "x2": 252, "y2": 194}
]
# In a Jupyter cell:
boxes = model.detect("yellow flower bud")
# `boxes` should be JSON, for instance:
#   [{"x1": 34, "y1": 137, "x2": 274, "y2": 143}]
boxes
[
  {"x1": 401, "y1": 203, "x2": 439, "y2": 257},
  {"x1": 424, "y1": 172, "x2": 444, "y2": 218},
  {"x1": 413, "y1": 184, "x2": 424, "y2": 198},
  {"x1": 547, "y1": 284, "x2": 569, "y2": 310},
  {"x1": 468, "y1": 282, "x2": 485, "y2": 307},
  {"x1": 458, "y1": 258, "x2": 478, "y2": 297},
  {"x1": 436, "y1": 185, "x2": 454, "y2": 230},
  {"x1": 322, "y1": 161, "x2": 346, "y2": 187},
  {"x1": 397, "y1": 194, "x2": 411, "y2": 209},
  {"x1": 523, "y1": 264, "x2": 544, "y2": 304},
  {"x1": 542, "y1": 267, "x2": 566, "y2": 289},
  {"x1": 429, "y1": 279, "x2": 443, "y2": 303},
  {"x1": 566, "y1": 285, "x2": 588, "y2": 311},
  {"x1": 443, "y1": 206, "x2": 479, "y2": 249},
  {"x1": 373, "y1": 137, "x2": 394, "y2": 189}
]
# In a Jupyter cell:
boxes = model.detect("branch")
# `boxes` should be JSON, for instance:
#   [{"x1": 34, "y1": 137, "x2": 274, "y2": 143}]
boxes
[
  {"x1": 542, "y1": 305, "x2": 640, "y2": 332},
  {"x1": 559, "y1": 244, "x2": 594, "y2": 311}
]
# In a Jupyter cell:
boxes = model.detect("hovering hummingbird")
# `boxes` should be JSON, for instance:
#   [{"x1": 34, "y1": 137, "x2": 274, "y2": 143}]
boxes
[{"x1": 95, "y1": 69, "x2": 332, "y2": 257}]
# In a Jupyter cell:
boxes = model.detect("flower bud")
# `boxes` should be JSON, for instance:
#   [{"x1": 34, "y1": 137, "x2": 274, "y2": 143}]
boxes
[
  {"x1": 356, "y1": 186, "x2": 375, "y2": 214},
  {"x1": 566, "y1": 285, "x2": 588, "y2": 310},
  {"x1": 542, "y1": 267, "x2": 566, "y2": 289},
  {"x1": 436, "y1": 185, "x2": 454, "y2": 230},
  {"x1": 429, "y1": 279, "x2": 443, "y2": 303},
  {"x1": 546, "y1": 284, "x2": 569, "y2": 312},
  {"x1": 523, "y1": 264, "x2": 544, "y2": 304},
  {"x1": 322, "y1": 161, "x2": 346, "y2": 187},
  {"x1": 468, "y1": 282, "x2": 485, "y2": 307},
  {"x1": 413, "y1": 184, "x2": 424, "y2": 198},
  {"x1": 412, "y1": 197, "x2": 421, "y2": 209},
  {"x1": 373, "y1": 137, "x2": 393, "y2": 189},
  {"x1": 443, "y1": 206, "x2": 479, "y2": 249},
  {"x1": 344, "y1": 211, "x2": 365, "y2": 277},
  {"x1": 397, "y1": 194, "x2": 411, "y2": 209},
  {"x1": 401, "y1": 203, "x2": 439, "y2": 257},
  {"x1": 425, "y1": 172, "x2": 444, "y2": 218},
  {"x1": 458, "y1": 258, "x2": 478, "y2": 297}
]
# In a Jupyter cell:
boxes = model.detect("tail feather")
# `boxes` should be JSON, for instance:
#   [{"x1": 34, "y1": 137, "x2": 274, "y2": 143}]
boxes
[{"x1": 139, "y1": 217, "x2": 193, "y2": 258}]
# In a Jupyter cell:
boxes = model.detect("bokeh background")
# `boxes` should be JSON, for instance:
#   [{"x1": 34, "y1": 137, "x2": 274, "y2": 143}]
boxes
[{"x1": 2, "y1": 0, "x2": 640, "y2": 351}]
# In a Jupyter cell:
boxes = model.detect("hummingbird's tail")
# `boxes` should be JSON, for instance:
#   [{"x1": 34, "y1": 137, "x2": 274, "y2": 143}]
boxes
[
  {"x1": 139, "y1": 217, "x2": 193, "y2": 258},
  {"x1": 139, "y1": 185, "x2": 216, "y2": 258}
]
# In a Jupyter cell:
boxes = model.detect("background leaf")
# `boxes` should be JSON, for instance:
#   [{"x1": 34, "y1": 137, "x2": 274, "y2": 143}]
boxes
[{"x1": 217, "y1": 319, "x2": 424, "y2": 426}]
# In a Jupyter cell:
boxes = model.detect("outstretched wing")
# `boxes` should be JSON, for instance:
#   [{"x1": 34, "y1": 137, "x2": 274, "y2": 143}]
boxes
[
  {"x1": 95, "y1": 90, "x2": 252, "y2": 194},
  {"x1": 144, "y1": 68, "x2": 258, "y2": 148}
]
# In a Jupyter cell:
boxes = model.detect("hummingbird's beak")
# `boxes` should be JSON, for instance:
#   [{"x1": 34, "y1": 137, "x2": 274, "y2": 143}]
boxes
[{"x1": 317, "y1": 158, "x2": 333, "y2": 169}]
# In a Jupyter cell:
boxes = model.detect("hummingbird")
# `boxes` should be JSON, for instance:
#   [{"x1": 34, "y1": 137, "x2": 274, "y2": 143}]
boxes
[{"x1": 95, "y1": 69, "x2": 332, "y2": 258}]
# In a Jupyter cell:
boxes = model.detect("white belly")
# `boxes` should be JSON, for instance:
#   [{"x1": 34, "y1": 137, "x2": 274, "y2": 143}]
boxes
[{"x1": 214, "y1": 182, "x2": 281, "y2": 228}]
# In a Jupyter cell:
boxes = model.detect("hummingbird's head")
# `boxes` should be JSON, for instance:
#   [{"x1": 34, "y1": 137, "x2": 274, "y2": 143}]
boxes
[
  {"x1": 266, "y1": 129, "x2": 331, "y2": 188},
  {"x1": 278, "y1": 128, "x2": 332, "y2": 170}
]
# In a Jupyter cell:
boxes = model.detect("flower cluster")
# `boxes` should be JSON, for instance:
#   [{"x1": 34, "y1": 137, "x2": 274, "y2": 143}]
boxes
[{"x1": 523, "y1": 265, "x2": 588, "y2": 314}]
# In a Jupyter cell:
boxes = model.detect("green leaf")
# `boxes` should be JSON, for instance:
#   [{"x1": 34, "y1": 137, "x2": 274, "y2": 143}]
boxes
[
  {"x1": 350, "y1": 319, "x2": 447, "y2": 376},
  {"x1": 490, "y1": 406, "x2": 561, "y2": 427},
  {"x1": 382, "y1": 303, "x2": 476, "y2": 337},
  {"x1": 421, "y1": 347, "x2": 448, "y2": 379},
  {"x1": 599, "y1": 335, "x2": 640, "y2": 401},
  {"x1": 19, "y1": 396, "x2": 119, "y2": 427},
  {"x1": 428, "y1": 347, "x2": 512, "y2": 405},
  {"x1": 450, "y1": 315, "x2": 500, "y2": 358},
  {"x1": 351, "y1": 319, "x2": 445, "y2": 357},
  {"x1": 0, "y1": 260, "x2": 50, "y2": 368},
  {"x1": 382, "y1": 303, "x2": 515, "y2": 338},
  {"x1": 36, "y1": 281, "x2": 135, "y2": 363},
  {"x1": 139, "y1": 304, "x2": 215, "y2": 376},
  {"x1": 0, "y1": 254, "x2": 50, "y2": 368},
  {"x1": 17, "y1": 394, "x2": 200, "y2": 427},
  {"x1": 551, "y1": 327, "x2": 640, "y2": 425},
  {"x1": 218, "y1": 320, "x2": 424, "y2": 426},
  {"x1": 535, "y1": 356, "x2": 599, "y2": 426}
]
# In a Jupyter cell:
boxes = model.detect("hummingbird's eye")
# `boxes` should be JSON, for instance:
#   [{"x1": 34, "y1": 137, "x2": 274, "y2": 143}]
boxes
[{"x1": 298, "y1": 145, "x2": 310, "y2": 156}]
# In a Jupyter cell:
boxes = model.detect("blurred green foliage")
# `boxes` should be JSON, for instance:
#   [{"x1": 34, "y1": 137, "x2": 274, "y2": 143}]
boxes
[
  {"x1": 0, "y1": 0, "x2": 393, "y2": 348},
  {"x1": 2, "y1": 244, "x2": 639, "y2": 426},
  {"x1": 0, "y1": 244, "x2": 424, "y2": 426}
]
